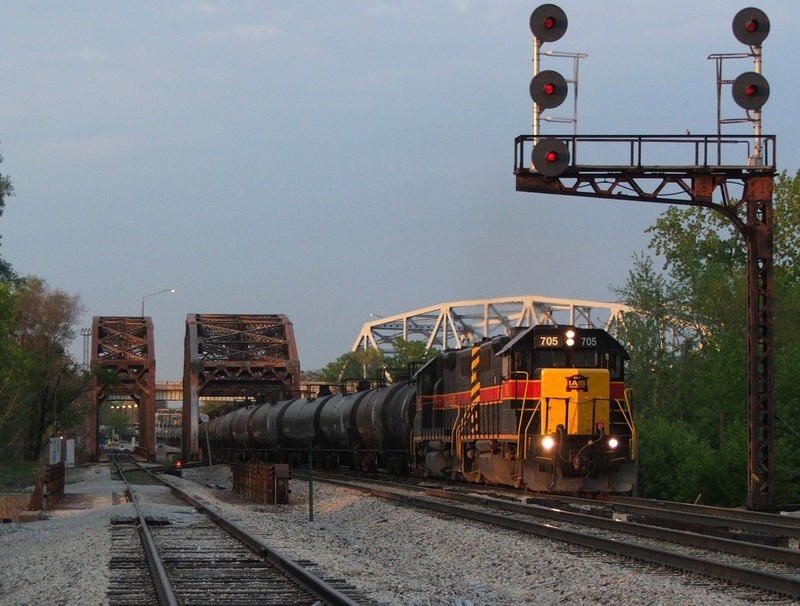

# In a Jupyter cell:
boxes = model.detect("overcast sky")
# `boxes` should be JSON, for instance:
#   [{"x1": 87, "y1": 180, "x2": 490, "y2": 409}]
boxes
[{"x1": 1, "y1": 1, "x2": 797, "y2": 380}]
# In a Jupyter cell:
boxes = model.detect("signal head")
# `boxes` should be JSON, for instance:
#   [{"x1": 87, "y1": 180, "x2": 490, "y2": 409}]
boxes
[
  {"x1": 732, "y1": 7, "x2": 770, "y2": 46},
  {"x1": 529, "y1": 4, "x2": 568, "y2": 42},
  {"x1": 532, "y1": 138, "x2": 570, "y2": 177},
  {"x1": 732, "y1": 71, "x2": 770, "y2": 109},
  {"x1": 529, "y1": 70, "x2": 568, "y2": 109}
]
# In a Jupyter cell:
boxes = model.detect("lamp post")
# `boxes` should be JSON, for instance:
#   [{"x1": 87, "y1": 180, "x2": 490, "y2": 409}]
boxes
[{"x1": 141, "y1": 288, "x2": 176, "y2": 316}]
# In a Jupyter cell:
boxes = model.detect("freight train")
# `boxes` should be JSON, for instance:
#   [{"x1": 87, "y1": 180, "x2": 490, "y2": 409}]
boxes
[{"x1": 187, "y1": 324, "x2": 637, "y2": 494}]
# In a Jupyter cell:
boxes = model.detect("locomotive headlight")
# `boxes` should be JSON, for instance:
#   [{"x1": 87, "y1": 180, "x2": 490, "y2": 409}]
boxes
[
  {"x1": 542, "y1": 435, "x2": 555, "y2": 451},
  {"x1": 608, "y1": 437, "x2": 619, "y2": 449},
  {"x1": 565, "y1": 329, "x2": 576, "y2": 347}
]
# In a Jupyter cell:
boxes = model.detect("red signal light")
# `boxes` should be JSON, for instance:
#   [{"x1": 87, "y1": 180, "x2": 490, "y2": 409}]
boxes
[
  {"x1": 732, "y1": 8, "x2": 769, "y2": 46},
  {"x1": 532, "y1": 138, "x2": 569, "y2": 177},
  {"x1": 530, "y1": 70, "x2": 567, "y2": 109},
  {"x1": 176, "y1": 460, "x2": 182, "y2": 469},
  {"x1": 529, "y1": 5, "x2": 567, "y2": 42},
  {"x1": 732, "y1": 72, "x2": 769, "y2": 110}
]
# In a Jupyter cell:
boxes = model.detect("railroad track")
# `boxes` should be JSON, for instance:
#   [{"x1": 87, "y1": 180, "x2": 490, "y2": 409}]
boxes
[
  {"x1": 108, "y1": 456, "x2": 378, "y2": 606},
  {"x1": 300, "y1": 470, "x2": 800, "y2": 602}
]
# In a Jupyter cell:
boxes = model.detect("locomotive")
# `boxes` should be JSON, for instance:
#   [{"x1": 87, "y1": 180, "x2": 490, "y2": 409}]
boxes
[{"x1": 194, "y1": 324, "x2": 637, "y2": 494}]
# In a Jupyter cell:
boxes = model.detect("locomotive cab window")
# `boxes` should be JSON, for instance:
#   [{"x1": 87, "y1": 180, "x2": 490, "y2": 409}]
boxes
[
  {"x1": 534, "y1": 349, "x2": 567, "y2": 368},
  {"x1": 607, "y1": 350, "x2": 623, "y2": 379}
]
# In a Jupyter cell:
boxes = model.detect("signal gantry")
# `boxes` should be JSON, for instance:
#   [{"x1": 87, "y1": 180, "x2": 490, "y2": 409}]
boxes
[{"x1": 516, "y1": 6, "x2": 776, "y2": 511}]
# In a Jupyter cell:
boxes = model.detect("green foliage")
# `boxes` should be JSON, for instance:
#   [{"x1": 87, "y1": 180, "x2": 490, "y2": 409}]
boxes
[
  {"x1": 618, "y1": 170, "x2": 800, "y2": 508},
  {"x1": 637, "y1": 416, "x2": 747, "y2": 507},
  {"x1": 0, "y1": 152, "x2": 17, "y2": 283},
  {"x1": 386, "y1": 337, "x2": 437, "y2": 373},
  {"x1": 0, "y1": 459, "x2": 39, "y2": 491},
  {"x1": 312, "y1": 338, "x2": 438, "y2": 385},
  {"x1": 0, "y1": 153, "x2": 84, "y2": 463},
  {"x1": 101, "y1": 408, "x2": 133, "y2": 439},
  {"x1": 0, "y1": 152, "x2": 13, "y2": 210},
  {"x1": 315, "y1": 348, "x2": 386, "y2": 384},
  {"x1": 0, "y1": 277, "x2": 87, "y2": 461}
]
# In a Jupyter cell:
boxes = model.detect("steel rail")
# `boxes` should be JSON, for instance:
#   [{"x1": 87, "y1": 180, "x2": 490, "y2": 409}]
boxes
[
  {"x1": 432, "y1": 489, "x2": 800, "y2": 566},
  {"x1": 579, "y1": 497, "x2": 800, "y2": 539},
  {"x1": 302, "y1": 472, "x2": 800, "y2": 599},
  {"x1": 111, "y1": 456, "x2": 179, "y2": 606},
  {"x1": 295, "y1": 474, "x2": 800, "y2": 566},
  {"x1": 129, "y1": 460, "x2": 364, "y2": 606},
  {"x1": 602, "y1": 494, "x2": 800, "y2": 528},
  {"x1": 375, "y1": 489, "x2": 800, "y2": 599}
]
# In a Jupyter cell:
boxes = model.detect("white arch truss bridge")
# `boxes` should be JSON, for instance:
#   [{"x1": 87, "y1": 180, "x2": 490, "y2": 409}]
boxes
[{"x1": 351, "y1": 295, "x2": 632, "y2": 355}]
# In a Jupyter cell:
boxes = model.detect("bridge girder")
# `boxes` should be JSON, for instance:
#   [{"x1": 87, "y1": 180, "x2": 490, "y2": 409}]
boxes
[
  {"x1": 88, "y1": 316, "x2": 156, "y2": 460},
  {"x1": 182, "y1": 314, "x2": 300, "y2": 461},
  {"x1": 352, "y1": 295, "x2": 631, "y2": 356}
]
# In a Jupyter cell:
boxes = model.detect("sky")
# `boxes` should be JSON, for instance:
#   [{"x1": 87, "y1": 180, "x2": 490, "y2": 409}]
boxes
[{"x1": 1, "y1": 1, "x2": 797, "y2": 380}]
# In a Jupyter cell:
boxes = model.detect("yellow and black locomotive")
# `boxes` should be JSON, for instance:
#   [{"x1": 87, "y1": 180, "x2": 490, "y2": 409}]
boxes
[
  {"x1": 413, "y1": 325, "x2": 636, "y2": 493},
  {"x1": 194, "y1": 324, "x2": 636, "y2": 495}
]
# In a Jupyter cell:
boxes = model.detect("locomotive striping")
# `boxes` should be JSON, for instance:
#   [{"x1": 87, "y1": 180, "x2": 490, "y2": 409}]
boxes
[
  {"x1": 419, "y1": 380, "x2": 626, "y2": 409},
  {"x1": 469, "y1": 346, "x2": 480, "y2": 434}
]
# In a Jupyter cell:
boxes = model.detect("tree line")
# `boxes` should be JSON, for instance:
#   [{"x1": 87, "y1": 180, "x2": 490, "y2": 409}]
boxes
[
  {"x1": 616, "y1": 171, "x2": 800, "y2": 506},
  {"x1": 1, "y1": 148, "x2": 799, "y2": 507},
  {"x1": 0, "y1": 155, "x2": 86, "y2": 462}
]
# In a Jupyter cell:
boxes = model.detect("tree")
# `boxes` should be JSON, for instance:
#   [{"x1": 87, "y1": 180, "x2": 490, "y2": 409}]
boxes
[
  {"x1": 0, "y1": 151, "x2": 16, "y2": 283},
  {"x1": 616, "y1": 170, "x2": 800, "y2": 506},
  {"x1": 309, "y1": 338, "x2": 438, "y2": 386},
  {"x1": 387, "y1": 337, "x2": 437, "y2": 366},
  {"x1": 10, "y1": 277, "x2": 86, "y2": 460},
  {"x1": 0, "y1": 283, "x2": 26, "y2": 457},
  {"x1": 315, "y1": 348, "x2": 387, "y2": 384}
]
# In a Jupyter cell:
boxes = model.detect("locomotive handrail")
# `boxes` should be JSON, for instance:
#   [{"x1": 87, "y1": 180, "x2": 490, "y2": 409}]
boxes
[
  {"x1": 521, "y1": 401, "x2": 541, "y2": 460},
  {"x1": 544, "y1": 396, "x2": 620, "y2": 437},
  {"x1": 512, "y1": 372, "x2": 538, "y2": 460},
  {"x1": 513, "y1": 372, "x2": 529, "y2": 458},
  {"x1": 620, "y1": 389, "x2": 637, "y2": 459},
  {"x1": 451, "y1": 405, "x2": 468, "y2": 459}
]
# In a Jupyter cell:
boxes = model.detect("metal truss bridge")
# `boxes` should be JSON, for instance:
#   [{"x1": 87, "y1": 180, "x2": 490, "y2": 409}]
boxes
[{"x1": 351, "y1": 295, "x2": 631, "y2": 356}]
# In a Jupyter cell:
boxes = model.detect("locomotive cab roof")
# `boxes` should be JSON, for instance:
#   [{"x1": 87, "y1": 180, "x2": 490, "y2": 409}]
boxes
[{"x1": 496, "y1": 324, "x2": 629, "y2": 359}]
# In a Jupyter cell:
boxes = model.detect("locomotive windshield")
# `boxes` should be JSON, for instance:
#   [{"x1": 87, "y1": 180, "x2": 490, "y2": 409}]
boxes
[{"x1": 534, "y1": 349, "x2": 622, "y2": 379}]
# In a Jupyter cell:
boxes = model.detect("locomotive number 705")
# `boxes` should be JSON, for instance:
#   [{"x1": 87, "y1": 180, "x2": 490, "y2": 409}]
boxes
[{"x1": 536, "y1": 335, "x2": 599, "y2": 347}]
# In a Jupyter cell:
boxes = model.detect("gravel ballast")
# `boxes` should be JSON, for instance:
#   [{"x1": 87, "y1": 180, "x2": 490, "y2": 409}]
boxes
[{"x1": 0, "y1": 463, "x2": 784, "y2": 605}]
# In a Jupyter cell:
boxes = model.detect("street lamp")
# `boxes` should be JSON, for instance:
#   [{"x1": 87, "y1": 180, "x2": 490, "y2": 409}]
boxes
[{"x1": 141, "y1": 288, "x2": 176, "y2": 316}]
